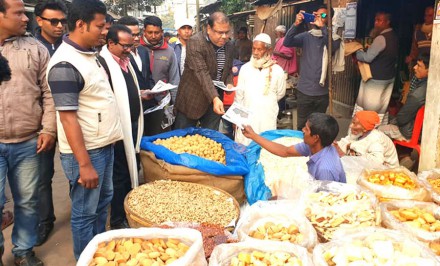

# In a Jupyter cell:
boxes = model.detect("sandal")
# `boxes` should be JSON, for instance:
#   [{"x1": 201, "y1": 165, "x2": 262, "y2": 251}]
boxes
[{"x1": 1, "y1": 210, "x2": 13, "y2": 230}]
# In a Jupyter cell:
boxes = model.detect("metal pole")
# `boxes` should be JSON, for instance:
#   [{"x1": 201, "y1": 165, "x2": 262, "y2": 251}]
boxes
[
  {"x1": 327, "y1": 0, "x2": 333, "y2": 115},
  {"x1": 196, "y1": 0, "x2": 200, "y2": 32},
  {"x1": 186, "y1": 0, "x2": 189, "y2": 18}
]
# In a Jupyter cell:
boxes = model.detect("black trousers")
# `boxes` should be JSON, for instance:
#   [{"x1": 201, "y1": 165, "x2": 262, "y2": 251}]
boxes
[
  {"x1": 110, "y1": 121, "x2": 139, "y2": 226},
  {"x1": 38, "y1": 145, "x2": 56, "y2": 225},
  {"x1": 296, "y1": 91, "x2": 329, "y2": 129}
]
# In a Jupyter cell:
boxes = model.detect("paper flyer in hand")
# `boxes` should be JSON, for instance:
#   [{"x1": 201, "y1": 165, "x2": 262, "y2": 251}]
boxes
[
  {"x1": 142, "y1": 80, "x2": 177, "y2": 95},
  {"x1": 143, "y1": 93, "x2": 171, "y2": 114},
  {"x1": 213, "y1": 80, "x2": 237, "y2": 92},
  {"x1": 222, "y1": 102, "x2": 251, "y2": 130}
]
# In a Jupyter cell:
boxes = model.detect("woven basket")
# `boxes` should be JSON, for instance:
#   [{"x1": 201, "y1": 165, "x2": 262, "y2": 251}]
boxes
[{"x1": 124, "y1": 181, "x2": 240, "y2": 230}]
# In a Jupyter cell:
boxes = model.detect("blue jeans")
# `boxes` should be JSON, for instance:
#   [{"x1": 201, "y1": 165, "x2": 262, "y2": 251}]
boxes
[
  {"x1": 60, "y1": 145, "x2": 114, "y2": 260},
  {"x1": 0, "y1": 137, "x2": 40, "y2": 257}
]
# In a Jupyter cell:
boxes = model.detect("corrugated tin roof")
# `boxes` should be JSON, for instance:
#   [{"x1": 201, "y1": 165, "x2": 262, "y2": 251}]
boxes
[{"x1": 199, "y1": 0, "x2": 222, "y2": 14}]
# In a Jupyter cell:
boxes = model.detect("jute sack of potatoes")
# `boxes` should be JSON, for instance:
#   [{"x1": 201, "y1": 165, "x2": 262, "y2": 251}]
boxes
[
  {"x1": 209, "y1": 240, "x2": 314, "y2": 266},
  {"x1": 235, "y1": 200, "x2": 317, "y2": 250},
  {"x1": 141, "y1": 151, "x2": 245, "y2": 204},
  {"x1": 77, "y1": 228, "x2": 206, "y2": 266},
  {"x1": 357, "y1": 167, "x2": 430, "y2": 202}
]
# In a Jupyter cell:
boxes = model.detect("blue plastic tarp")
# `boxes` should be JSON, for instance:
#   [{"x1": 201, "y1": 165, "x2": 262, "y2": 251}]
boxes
[
  {"x1": 140, "y1": 127, "x2": 249, "y2": 176},
  {"x1": 244, "y1": 129, "x2": 304, "y2": 205}
]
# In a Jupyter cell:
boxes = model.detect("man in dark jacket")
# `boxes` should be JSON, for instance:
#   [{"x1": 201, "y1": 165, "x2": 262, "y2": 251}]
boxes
[
  {"x1": 33, "y1": 0, "x2": 67, "y2": 246},
  {"x1": 174, "y1": 12, "x2": 234, "y2": 130},
  {"x1": 283, "y1": 6, "x2": 341, "y2": 129},
  {"x1": 34, "y1": 0, "x2": 67, "y2": 56}
]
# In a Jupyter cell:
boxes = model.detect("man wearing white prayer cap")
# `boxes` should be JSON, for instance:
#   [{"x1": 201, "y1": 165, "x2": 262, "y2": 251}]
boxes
[{"x1": 233, "y1": 33, "x2": 286, "y2": 146}]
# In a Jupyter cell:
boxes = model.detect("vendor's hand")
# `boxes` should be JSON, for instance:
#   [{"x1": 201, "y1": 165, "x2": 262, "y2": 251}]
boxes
[
  {"x1": 37, "y1": 133, "x2": 55, "y2": 153},
  {"x1": 241, "y1": 125, "x2": 256, "y2": 139},
  {"x1": 140, "y1": 90, "x2": 154, "y2": 100},
  {"x1": 213, "y1": 97, "x2": 225, "y2": 115},
  {"x1": 332, "y1": 141, "x2": 345, "y2": 157},
  {"x1": 312, "y1": 11, "x2": 325, "y2": 28},
  {"x1": 295, "y1": 11, "x2": 305, "y2": 26}
]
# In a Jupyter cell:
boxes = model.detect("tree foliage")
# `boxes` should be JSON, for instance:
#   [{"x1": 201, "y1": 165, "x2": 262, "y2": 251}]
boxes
[
  {"x1": 220, "y1": 0, "x2": 246, "y2": 15},
  {"x1": 104, "y1": 0, "x2": 165, "y2": 16}
]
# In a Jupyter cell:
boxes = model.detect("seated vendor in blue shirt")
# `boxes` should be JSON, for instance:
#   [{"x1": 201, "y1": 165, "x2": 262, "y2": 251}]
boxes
[{"x1": 242, "y1": 113, "x2": 346, "y2": 183}]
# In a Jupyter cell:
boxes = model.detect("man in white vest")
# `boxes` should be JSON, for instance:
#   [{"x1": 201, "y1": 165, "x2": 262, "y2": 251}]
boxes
[
  {"x1": 46, "y1": 0, "x2": 123, "y2": 260},
  {"x1": 98, "y1": 24, "x2": 145, "y2": 230}
]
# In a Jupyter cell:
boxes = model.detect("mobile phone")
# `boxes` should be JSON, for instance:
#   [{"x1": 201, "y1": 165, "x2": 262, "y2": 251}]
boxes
[{"x1": 302, "y1": 12, "x2": 315, "y2": 23}]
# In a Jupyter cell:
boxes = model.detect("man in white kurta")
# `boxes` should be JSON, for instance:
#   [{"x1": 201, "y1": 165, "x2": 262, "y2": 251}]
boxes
[{"x1": 235, "y1": 33, "x2": 286, "y2": 146}]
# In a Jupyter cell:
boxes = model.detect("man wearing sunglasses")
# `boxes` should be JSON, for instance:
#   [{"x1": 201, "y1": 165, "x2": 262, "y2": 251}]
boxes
[
  {"x1": 34, "y1": 0, "x2": 67, "y2": 56},
  {"x1": 283, "y1": 6, "x2": 341, "y2": 130},
  {"x1": 33, "y1": 0, "x2": 67, "y2": 248}
]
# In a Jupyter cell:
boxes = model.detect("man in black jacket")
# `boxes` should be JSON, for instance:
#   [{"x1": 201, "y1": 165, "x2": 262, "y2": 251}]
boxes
[{"x1": 34, "y1": 0, "x2": 67, "y2": 246}]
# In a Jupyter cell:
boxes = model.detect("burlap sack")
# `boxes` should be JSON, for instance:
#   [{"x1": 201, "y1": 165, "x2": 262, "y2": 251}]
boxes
[{"x1": 140, "y1": 151, "x2": 245, "y2": 204}]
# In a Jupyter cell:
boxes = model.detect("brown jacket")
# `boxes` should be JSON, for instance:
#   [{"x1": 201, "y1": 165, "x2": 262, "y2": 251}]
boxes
[
  {"x1": 175, "y1": 31, "x2": 234, "y2": 120},
  {"x1": 0, "y1": 35, "x2": 56, "y2": 143}
]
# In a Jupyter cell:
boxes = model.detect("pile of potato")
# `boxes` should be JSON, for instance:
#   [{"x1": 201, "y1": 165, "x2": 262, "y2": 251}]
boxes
[
  {"x1": 248, "y1": 222, "x2": 304, "y2": 244},
  {"x1": 153, "y1": 134, "x2": 226, "y2": 164},
  {"x1": 367, "y1": 171, "x2": 416, "y2": 190},
  {"x1": 230, "y1": 251, "x2": 302, "y2": 266},
  {"x1": 390, "y1": 207, "x2": 440, "y2": 232},
  {"x1": 89, "y1": 238, "x2": 189, "y2": 266}
]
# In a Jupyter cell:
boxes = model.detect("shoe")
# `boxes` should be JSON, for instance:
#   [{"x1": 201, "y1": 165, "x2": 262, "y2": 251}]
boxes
[
  {"x1": 110, "y1": 220, "x2": 130, "y2": 230},
  {"x1": 35, "y1": 223, "x2": 54, "y2": 246},
  {"x1": 400, "y1": 156, "x2": 415, "y2": 171},
  {"x1": 14, "y1": 252, "x2": 43, "y2": 266}
]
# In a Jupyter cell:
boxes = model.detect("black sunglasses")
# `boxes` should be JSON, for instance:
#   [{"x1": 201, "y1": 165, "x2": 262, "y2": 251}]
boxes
[{"x1": 40, "y1": 16, "x2": 67, "y2": 26}]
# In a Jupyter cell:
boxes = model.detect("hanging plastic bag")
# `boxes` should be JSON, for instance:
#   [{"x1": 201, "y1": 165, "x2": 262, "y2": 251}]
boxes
[{"x1": 77, "y1": 227, "x2": 206, "y2": 266}]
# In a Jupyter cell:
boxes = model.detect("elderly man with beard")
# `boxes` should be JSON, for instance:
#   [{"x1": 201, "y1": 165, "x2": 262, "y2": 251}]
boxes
[
  {"x1": 335, "y1": 111, "x2": 399, "y2": 168},
  {"x1": 353, "y1": 11, "x2": 398, "y2": 124},
  {"x1": 234, "y1": 33, "x2": 286, "y2": 146}
]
